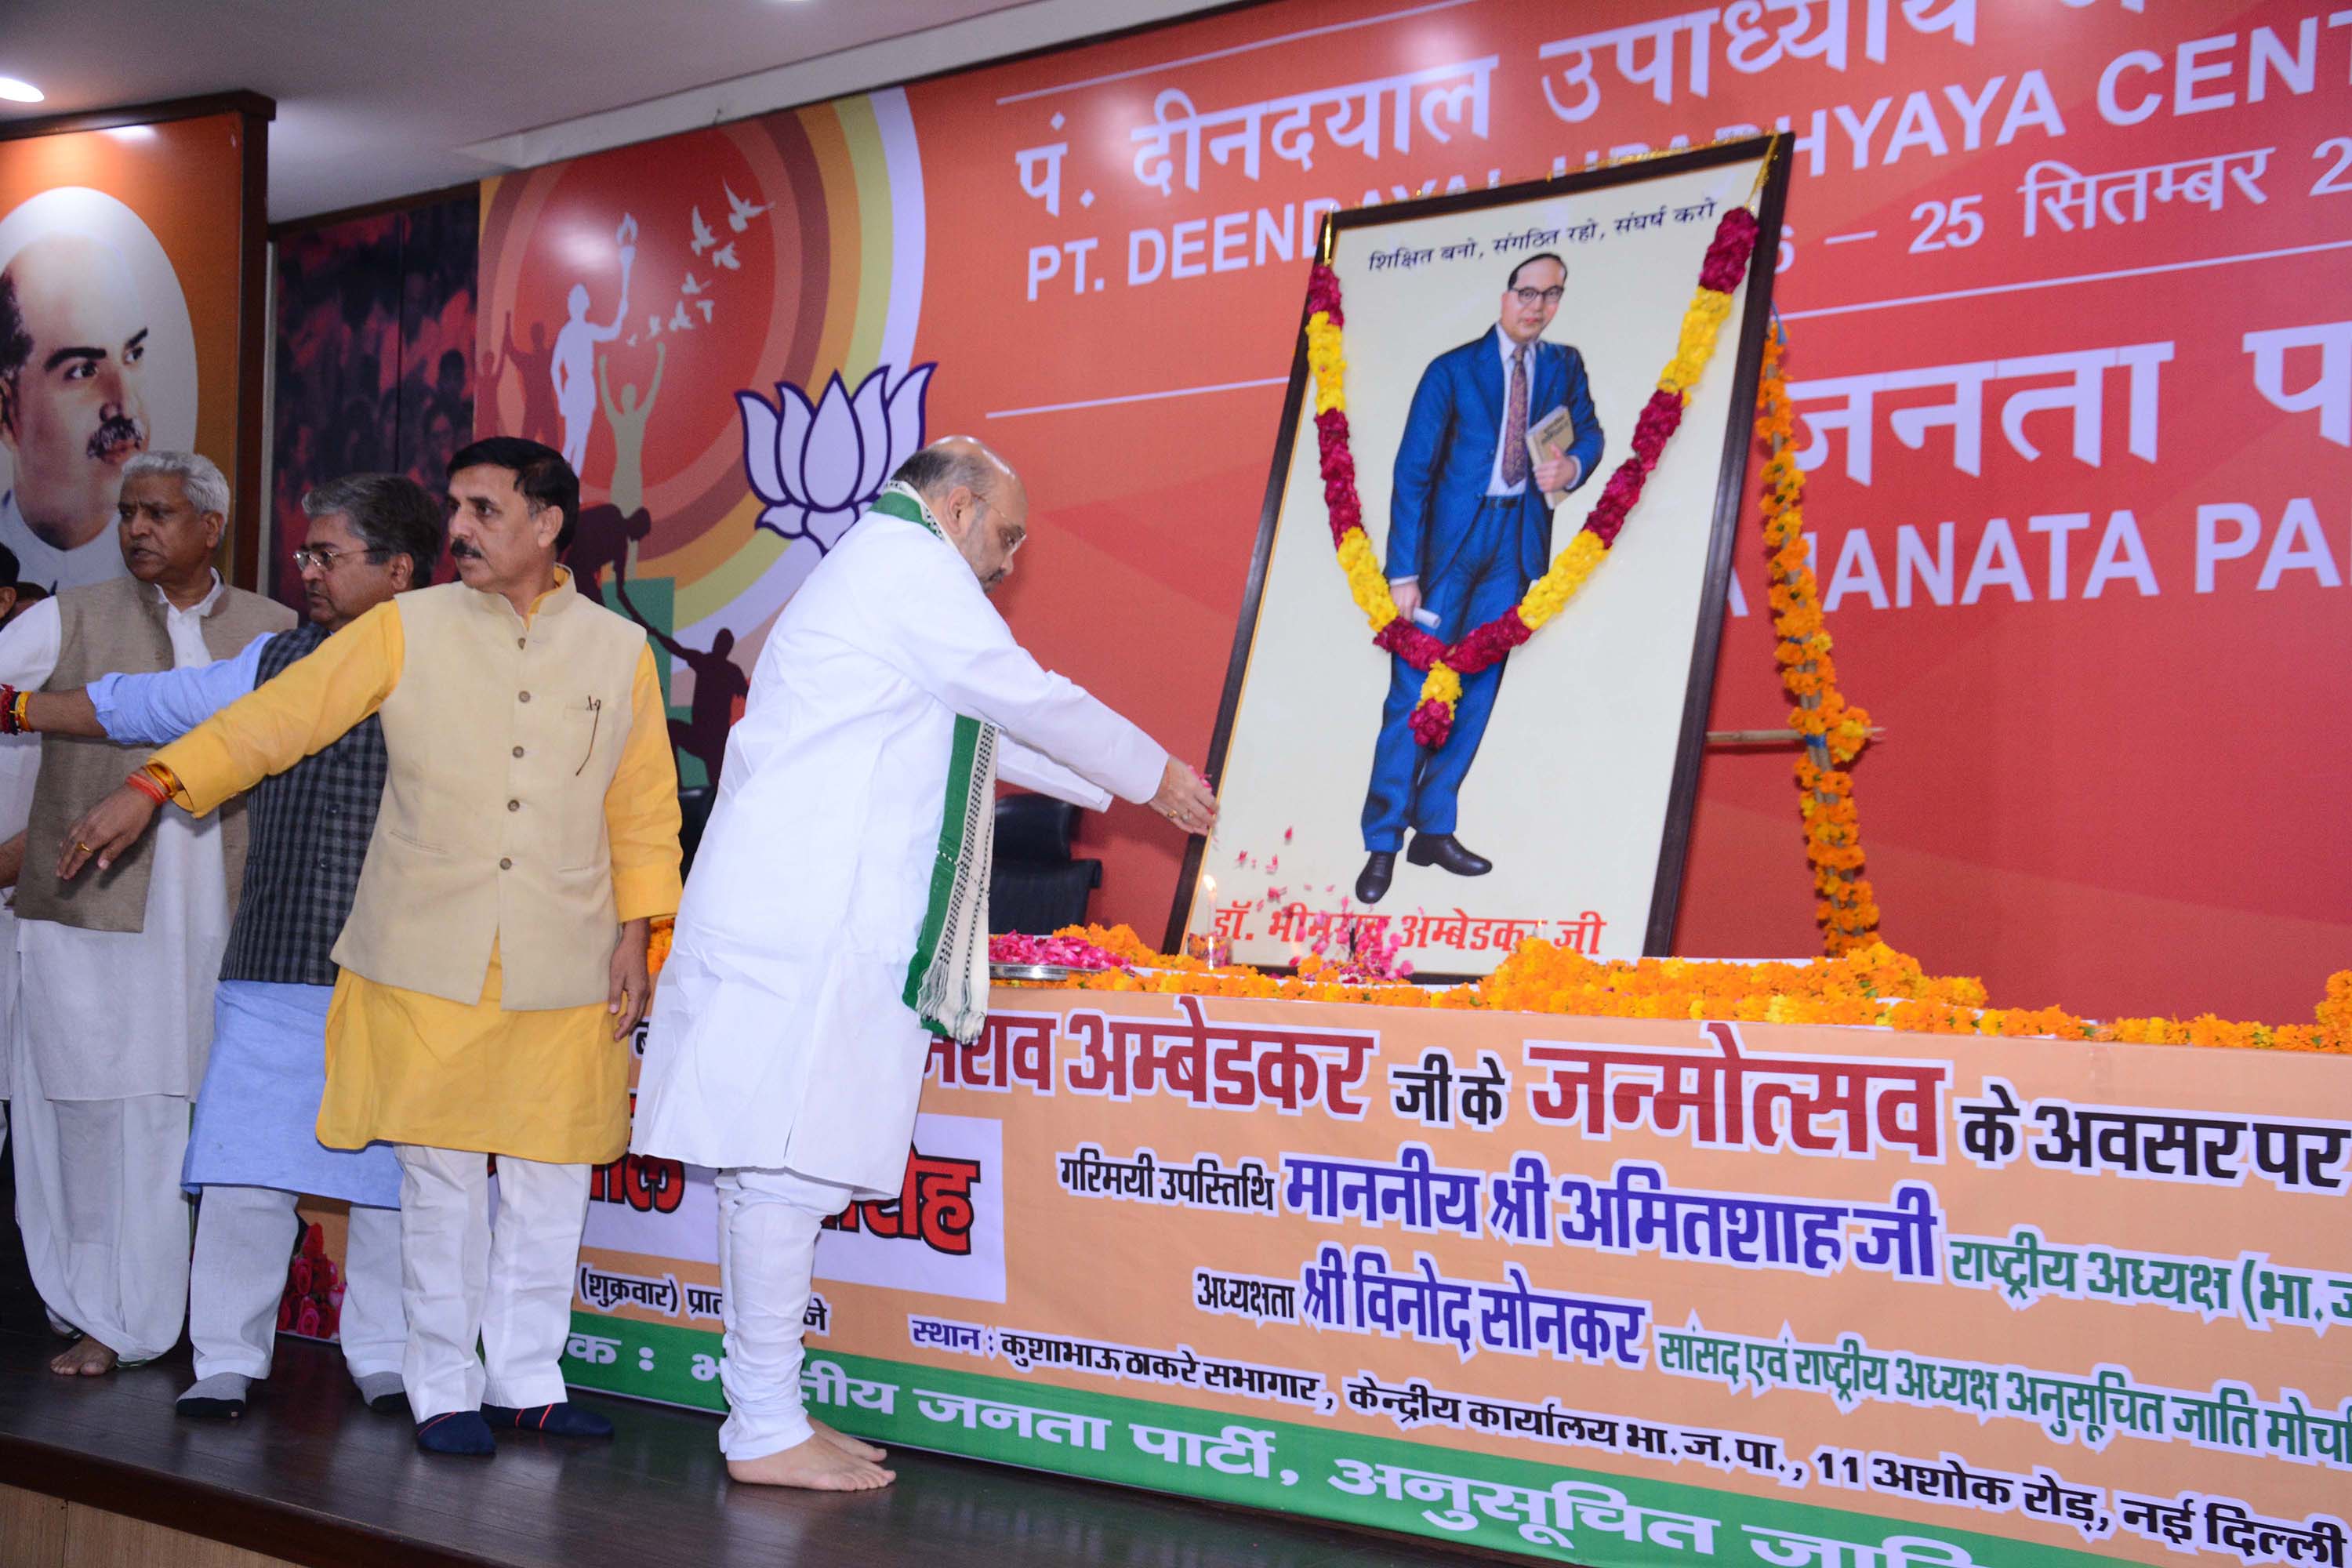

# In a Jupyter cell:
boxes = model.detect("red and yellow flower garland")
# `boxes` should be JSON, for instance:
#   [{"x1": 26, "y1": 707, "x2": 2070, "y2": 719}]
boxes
[
  {"x1": 1303, "y1": 205, "x2": 1762, "y2": 746},
  {"x1": 1755, "y1": 332, "x2": 1881, "y2": 953}
]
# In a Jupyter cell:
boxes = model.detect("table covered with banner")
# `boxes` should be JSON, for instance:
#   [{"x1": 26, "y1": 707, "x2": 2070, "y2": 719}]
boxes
[{"x1": 559, "y1": 986, "x2": 2351, "y2": 1566}]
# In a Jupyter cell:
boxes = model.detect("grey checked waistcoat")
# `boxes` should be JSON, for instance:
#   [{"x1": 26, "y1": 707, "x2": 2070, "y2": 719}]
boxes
[{"x1": 216, "y1": 623, "x2": 390, "y2": 985}]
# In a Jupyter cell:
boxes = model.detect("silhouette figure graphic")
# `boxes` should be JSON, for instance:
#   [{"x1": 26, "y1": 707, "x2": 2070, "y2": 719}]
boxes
[
  {"x1": 490, "y1": 314, "x2": 561, "y2": 451},
  {"x1": 568, "y1": 503, "x2": 652, "y2": 603},
  {"x1": 626, "y1": 596, "x2": 750, "y2": 792},
  {"x1": 599, "y1": 340, "x2": 665, "y2": 532},
  {"x1": 552, "y1": 232, "x2": 635, "y2": 471}
]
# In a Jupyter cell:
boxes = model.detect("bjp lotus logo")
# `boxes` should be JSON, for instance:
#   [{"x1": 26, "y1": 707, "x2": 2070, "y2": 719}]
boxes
[{"x1": 737, "y1": 363, "x2": 935, "y2": 551}]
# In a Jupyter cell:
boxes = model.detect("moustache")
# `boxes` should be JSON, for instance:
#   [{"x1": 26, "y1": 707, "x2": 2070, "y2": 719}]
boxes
[
  {"x1": 448, "y1": 539, "x2": 485, "y2": 561},
  {"x1": 86, "y1": 415, "x2": 146, "y2": 462}
]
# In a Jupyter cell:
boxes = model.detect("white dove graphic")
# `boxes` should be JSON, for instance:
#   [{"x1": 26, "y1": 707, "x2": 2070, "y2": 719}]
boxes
[
  {"x1": 670, "y1": 300, "x2": 694, "y2": 331},
  {"x1": 725, "y1": 181, "x2": 771, "y2": 232},
  {"x1": 711, "y1": 242, "x2": 741, "y2": 271},
  {"x1": 689, "y1": 207, "x2": 717, "y2": 256},
  {"x1": 680, "y1": 273, "x2": 707, "y2": 296}
]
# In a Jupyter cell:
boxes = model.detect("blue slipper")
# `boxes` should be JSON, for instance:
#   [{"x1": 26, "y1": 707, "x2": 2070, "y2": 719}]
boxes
[
  {"x1": 415, "y1": 1410, "x2": 496, "y2": 1457},
  {"x1": 483, "y1": 1401, "x2": 613, "y2": 1439},
  {"x1": 176, "y1": 1396, "x2": 245, "y2": 1420}
]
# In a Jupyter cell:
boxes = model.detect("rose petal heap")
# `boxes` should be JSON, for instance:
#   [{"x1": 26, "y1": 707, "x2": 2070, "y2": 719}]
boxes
[{"x1": 990, "y1": 931, "x2": 1123, "y2": 971}]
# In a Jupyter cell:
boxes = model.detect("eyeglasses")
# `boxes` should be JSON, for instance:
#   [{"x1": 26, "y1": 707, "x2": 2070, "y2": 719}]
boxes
[
  {"x1": 1509, "y1": 286, "x2": 1566, "y2": 307},
  {"x1": 292, "y1": 546, "x2": 393, "y2": 572}
]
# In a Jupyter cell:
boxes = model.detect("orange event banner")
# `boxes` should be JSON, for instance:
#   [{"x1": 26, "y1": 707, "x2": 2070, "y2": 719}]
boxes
[{"x1": 566, "y1": 991, "x2": 2352, "y2": 1566}]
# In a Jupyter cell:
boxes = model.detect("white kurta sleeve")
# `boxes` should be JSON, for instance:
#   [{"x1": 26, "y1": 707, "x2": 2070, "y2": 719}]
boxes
[
  {"x1": 866, "y1": 535, "x2": 1168, "y2": 807},
  {"x1": 996, "y1": 737, "x2": 1112, "y2": 811},
  {"x1": 0, "y1": 596, "x2": 63, "y2": 689}
]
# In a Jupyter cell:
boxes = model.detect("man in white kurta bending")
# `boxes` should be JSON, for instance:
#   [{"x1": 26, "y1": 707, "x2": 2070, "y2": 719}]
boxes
[{"x1": 633, "y1": 438, "x2": 1215, "y2": 1491}]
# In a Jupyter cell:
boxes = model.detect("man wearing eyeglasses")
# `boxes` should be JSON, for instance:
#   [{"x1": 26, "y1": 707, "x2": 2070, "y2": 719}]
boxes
[
  {"x1": 1355, "y1": 252, "x2": 1604, "y2": 905},
  {"x1": 8, "y1": 473, "x2": 440, "y2": 1417},
  {"x1": 57, "y1": 436, "x2": 681, "y2": 1458}
]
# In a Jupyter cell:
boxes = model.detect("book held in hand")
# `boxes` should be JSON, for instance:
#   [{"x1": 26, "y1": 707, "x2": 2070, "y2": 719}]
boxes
[{"x1": 1527, "y1": 405, "x2": 1579, "y2": 506}]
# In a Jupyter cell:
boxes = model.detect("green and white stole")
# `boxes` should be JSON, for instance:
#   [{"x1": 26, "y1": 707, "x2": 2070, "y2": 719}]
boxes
[{"x1": 870, "y1": 483, "x2": 997, "y2": 1044}]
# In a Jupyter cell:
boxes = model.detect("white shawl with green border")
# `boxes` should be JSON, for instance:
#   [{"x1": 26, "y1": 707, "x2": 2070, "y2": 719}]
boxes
[{"x1": 870, "y1": 483, "x2": 996, "y2": 1044}]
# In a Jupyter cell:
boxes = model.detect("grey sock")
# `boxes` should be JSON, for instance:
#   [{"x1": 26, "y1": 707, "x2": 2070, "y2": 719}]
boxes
[
  {"x1": 180, "y1": 1372, "x2": 252, "y2": 1404},
  {"x1": 354, "y1": 1370, "x2": 405, "y2": 1407}
]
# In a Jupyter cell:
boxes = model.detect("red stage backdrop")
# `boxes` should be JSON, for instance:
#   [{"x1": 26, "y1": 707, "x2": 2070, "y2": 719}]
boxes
[
  {"x1": 475, "y1": 0, "x2": 2351, "y2": 1022},
  {"x1": 270, "y1": 192, "x2": 478, "y2": 608}
]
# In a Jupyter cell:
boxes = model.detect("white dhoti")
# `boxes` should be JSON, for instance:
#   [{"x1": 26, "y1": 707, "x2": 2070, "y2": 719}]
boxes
[
  {"x1": 8, "y1": 1031, "x2": 191, "y2": 1363},
  {"x1": 715, "y1": 1163, "x2": 855, "y2": 1461},
  {"x1": 181, "y1": 979, "x2": 405, "y2": 1388},
  {"x1": 0, "y1": 587, "x2": 238, "y2": 1356},
  {"x1": 189, "y1": 1186, "x2": 403, "y2": 1384},
  {"x1": 9, "y1": 780, "x2": 229, "y2": 1358},
  {"x1": 394, "y1": 1145, "x2": 589, "y2": 1421}
]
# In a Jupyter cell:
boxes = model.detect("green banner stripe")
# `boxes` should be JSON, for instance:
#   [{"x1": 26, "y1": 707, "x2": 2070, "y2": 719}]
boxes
[{"x1": 565, "y1": 1314, "x2": 2118, "y2": 1568}]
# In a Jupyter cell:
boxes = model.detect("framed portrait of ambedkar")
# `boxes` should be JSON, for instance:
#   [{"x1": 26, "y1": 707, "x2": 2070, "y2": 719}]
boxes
[{"x1": 1170, "y1": 137, "x2": 1791, "y2": 977}]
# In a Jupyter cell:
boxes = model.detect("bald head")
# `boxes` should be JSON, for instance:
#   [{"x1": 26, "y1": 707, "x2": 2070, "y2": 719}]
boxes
[
  {"x1": 0, "y1": 232, "x2": 151, "y2": 550},
  {"x1": 890, "y1": 437, "x2": 1027, "y2": 593},
  {"x1": 893, "y1": 437, "x2": 1015, "y2": 509}
]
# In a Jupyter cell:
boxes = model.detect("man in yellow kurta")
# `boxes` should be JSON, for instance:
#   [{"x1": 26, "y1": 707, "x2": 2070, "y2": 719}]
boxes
[{"x1": 61, "y1": 437, "x2": 681, "y2": 1458}]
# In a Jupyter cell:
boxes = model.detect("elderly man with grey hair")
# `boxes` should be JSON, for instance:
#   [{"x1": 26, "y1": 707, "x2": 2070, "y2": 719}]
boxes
[
  {"x1": 633, "y1": 437, "x2": 1217, "y2": 1490},
  {"x1": 0, "y1": 448, "x2": 293, "y2": 1376},
  {"x1": 11, "y1": 471, "x2": 444, "y2": 1415}
]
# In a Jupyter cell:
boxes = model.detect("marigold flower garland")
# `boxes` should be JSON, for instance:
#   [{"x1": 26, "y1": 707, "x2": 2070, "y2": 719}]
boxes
[
  {"x1": 1755, "y1": 330, "x2": 1881, "y2": 953},
  {"x1": 1303, "y1": 205, "x2": 1762, "y2": 746},
  {"x1": 1013, "y1": 925, "x2": 2352, "y2": 1055}
]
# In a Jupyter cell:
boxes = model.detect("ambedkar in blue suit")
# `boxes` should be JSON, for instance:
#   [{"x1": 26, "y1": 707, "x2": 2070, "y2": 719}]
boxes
[{"x1": 1356, "y1": 252, "x2": 1602, "y2": 905}]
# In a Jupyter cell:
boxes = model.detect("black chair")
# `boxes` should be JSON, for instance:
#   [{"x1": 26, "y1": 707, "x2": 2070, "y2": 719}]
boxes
[
  {"x1": 989, "y1": 793, "x2": 1101, "y2": 935},
  {"x1": 677, "y1": 785, "x2": 717, "y2": 877}
]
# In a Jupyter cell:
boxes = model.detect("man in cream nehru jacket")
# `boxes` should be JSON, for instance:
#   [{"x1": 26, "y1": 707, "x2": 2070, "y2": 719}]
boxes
[{"x1": 67, "y1": 437, "x2": 681, "y2": 1455}]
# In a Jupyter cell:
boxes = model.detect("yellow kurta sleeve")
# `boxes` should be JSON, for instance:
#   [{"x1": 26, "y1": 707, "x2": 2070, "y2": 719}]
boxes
[
  {"x1": 606, "y1": 644, "x2": 683, "y2": 922},
  {"x1": 154, "y1": 601, "x2": 405, "y2": 816}
]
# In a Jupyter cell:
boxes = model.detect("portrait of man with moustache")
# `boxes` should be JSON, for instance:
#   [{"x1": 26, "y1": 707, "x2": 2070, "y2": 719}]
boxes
[{"x1": 0, "y1": 230, "x2": 153, "y2": 589}]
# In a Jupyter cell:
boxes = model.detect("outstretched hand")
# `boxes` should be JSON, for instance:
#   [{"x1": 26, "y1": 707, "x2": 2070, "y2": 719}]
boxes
[
  {"x1": 1148, "y1": 759, "x2": 1218, "y2": 838},
  {"x1": 58, "y1": 784, "x2": 161, "y2": 880}
]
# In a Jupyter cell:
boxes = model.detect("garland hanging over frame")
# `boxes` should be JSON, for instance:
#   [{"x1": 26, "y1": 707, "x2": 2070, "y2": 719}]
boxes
[
  {"x1": 1756, "y1": 327, "x2": 1882, "y2": 953},
  {"x1": 1301, "y1": 203, "x2": 1762, "y2": 750}
]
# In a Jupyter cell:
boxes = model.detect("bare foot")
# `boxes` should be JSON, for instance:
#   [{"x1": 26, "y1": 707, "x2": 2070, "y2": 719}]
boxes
[
  {"x1": 49, "y1": 1338, "x2": 118, "y2": 1377},
  {"x1": 728, "y1": 1434, "x2": 895, "y2": 1491},
  {"x1": 811, "y1": 1417, "x2": 887, "y2": 1462}
]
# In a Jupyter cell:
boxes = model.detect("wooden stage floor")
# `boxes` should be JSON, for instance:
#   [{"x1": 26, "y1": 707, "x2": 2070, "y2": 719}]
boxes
[{"x1": 0, "y1": 1325, "x2": 1492, "y2": 1568}]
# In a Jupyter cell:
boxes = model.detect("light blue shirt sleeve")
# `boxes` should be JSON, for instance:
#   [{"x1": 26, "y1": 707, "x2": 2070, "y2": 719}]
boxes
[{"x1": 89, "y1": 633, "x2": 276, "y2": 746}]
